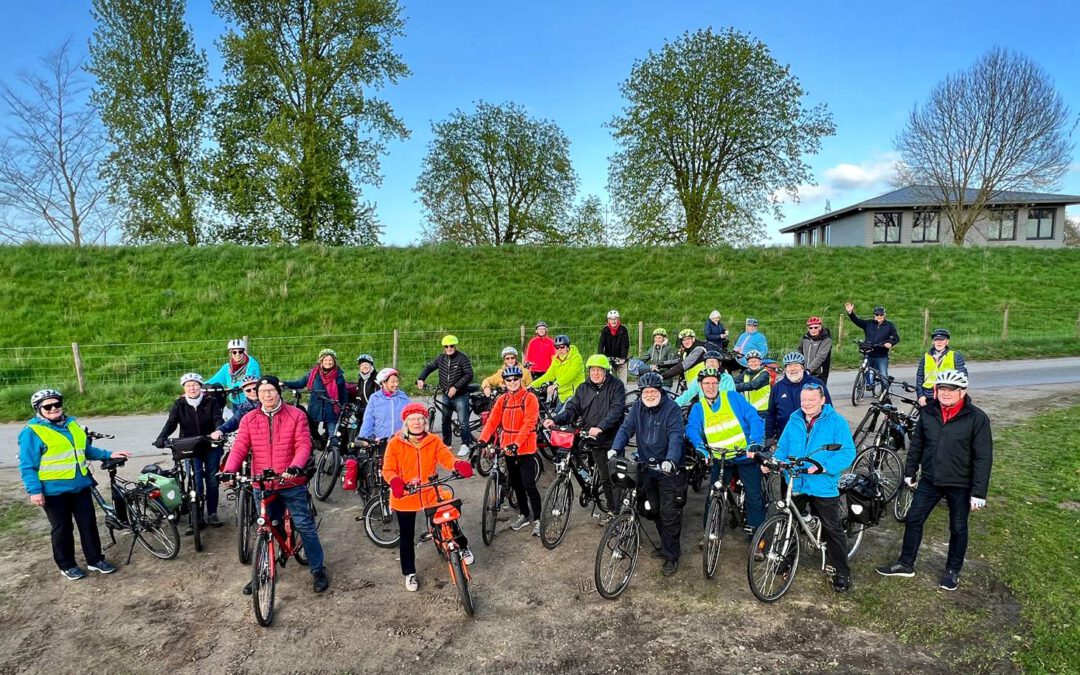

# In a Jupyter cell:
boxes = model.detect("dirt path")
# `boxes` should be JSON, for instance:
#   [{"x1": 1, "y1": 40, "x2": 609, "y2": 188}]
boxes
[{"x1": 0, "y1": 385, "x2": 1074, "y2": 674}]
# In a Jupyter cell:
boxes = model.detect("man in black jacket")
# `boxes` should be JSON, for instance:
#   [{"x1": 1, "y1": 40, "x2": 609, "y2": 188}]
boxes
[
  {"x1": 845, "y1": 303, "x2": 899, "y2": 393},
  {"x1": 599, "y1": 309, "x2": 630, "y2": 384},
  {"x1": 416, "y1": 335, "x2": 475, "y2": 445},
  {"x1": 610, "y1": 371, "x2": 686, "y2": 576},
  {"x1": 543, "y1": 354, "x2": 626, "y2": 523},
  {"x1": 877, "y1": 370, "x2": 993, "y2": 591}
]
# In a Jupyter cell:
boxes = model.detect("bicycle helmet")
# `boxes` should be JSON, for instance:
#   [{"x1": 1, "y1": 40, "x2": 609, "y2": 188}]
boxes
[
  {"x1": 678, "y1": 329, "x2": 696, "y2": 340},
  {"x1": 709, "y1": 310, "x2": 721, "y2": 320},
  {"x1": 744, "y1": 349, "x2": 763, "y2": 360},
  {"x1": 873, "y1": 306, "x2": 886, "y2": 316},
  {"x1": 500, "y1": 346, "x2": 518, "y2": 357},
  {"x1": 180, "y1": 372, "x2": 204, "y2": 386},
  {"x1": 637, "y1": 371, "x2": 664, "y2": 391},
  {"x1": 704, "y1": 349, "x2": 724, "y2": 361},
  {"x1": 240, "y1": 375, "x2": 259, "y2": 388},
  {"x1": 441, "y1": 335, "x2": 459, "y2": 346},
  {"x1": 356, "y1": 353, "x2": 375, "y2": 365},
  {"x1": 652, "y1": 327, "x2": 667, "y2": 337},
  {"x1": 935, "y1": 369, "x2": 968, "y2": 389},
  {"x1": 317, "y1": 348, "x2": 338, "y2": 361},
  {"x1": 782, "y1": 352, "x2": 806, "y2": 366},
  {"x1": 697, "y1": 367, "x2": 722, "y2": 382},
  {"x1": 931, "y1": 328, "x2": 951, "y2": 340},
  {"x1": 376, "y1": 367, "x2": 399, "y2": 385},
  {"x1": 806, "y1": 316, "x2": 822, "y2": 327},
  {"x1": 585, "y1": 354, "x2": 612, "y2": 370},
  {"x1": 30, "y1": 388, "x2": 63, "y2": 409},
  {"x1": 401, "y1": 402, "x2": 428, "y2": 422},
  {"x1": 502, "y1": 365, "x2": 524, "y2": 379},
  {"x1": 227, "y1": 338, "x2": 247, "y2": 351},
  {"x1": 553, "y1": 334, "x2": 571, "y2": 347},
  {"x1": 607, "y1": 309, "x2": 620, "y2": 320},
  {"x1": 745, "y1": 317, "x2": 759, "y2": 326},
  {"x1": 535, "y1": 320, "x2": 548, "y2": 329}
]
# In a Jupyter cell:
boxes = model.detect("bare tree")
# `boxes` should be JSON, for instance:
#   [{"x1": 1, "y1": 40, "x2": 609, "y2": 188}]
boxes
[
  {"x1": 0, "y1": 39, "x2": 111, "y2": 246},
  {"x1": 895, "y1": 47, "x2": 1074, "y2": 244}
]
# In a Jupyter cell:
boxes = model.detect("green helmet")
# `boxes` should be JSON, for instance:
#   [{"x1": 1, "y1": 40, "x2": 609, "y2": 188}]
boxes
[
  {"x1": 441, "y1": 335, "x2": 459, "y2": 346},
  {"x1": 678, "y1": 329, "x2": 696, "y2": 340},
  {"x1": 318, "y1": 348, "x2": 337, "y2": 360},
  {"x1": 585, "y1": 354, "x2": 612, "y2": 370},
  {"x1": 652, "y1": 328, "x2": 667, "y2": 337},
  {"x1": 697, "y1": 367, "x2": 722, "y2": 382}
]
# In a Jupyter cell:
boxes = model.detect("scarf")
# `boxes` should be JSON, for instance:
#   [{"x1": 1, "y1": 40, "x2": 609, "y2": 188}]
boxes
[
  {"x1": 229, "y1": 352, "x2": 249, "y2": 376},
  {"x1": 185, "y1": 394, "x2": 204, "y2": 409},
  {"x1": 608, "y1": 321, "x2": 621, "y2": 336},
  {"x1": 262, "y1": 400, "x2": 283, "y2": 416},
  {"x1": 307, "y1": 365, "x2": 341, "y2": 412},
  {"x1": 940, "y1": 396, "x2": 965, "y2": 424}
]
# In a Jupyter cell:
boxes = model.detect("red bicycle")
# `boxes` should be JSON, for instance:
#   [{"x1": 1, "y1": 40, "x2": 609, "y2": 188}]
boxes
[{"x1": 407, "y1": 472, "x2": 476, "y2": 616}]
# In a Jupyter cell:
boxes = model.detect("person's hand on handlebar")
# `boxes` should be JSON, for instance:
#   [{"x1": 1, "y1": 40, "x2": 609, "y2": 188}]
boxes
[
  {"x1": 447, "y1": 386, "x2": 457, "y2": 398},
  {"x1": 415, "y1": 379, "x2": 425, "y2": 390},
  {"x1": 660, "y1": 460, "x2": 674, "y2": 474},
  {"x1": 587, "y1": 426, "x2": 603, "y2": 438},
  {"x1": 542, "y1": 418, "x2": 555, "y2": 430},
  {"x1": 283, "y1": 465, "x2": 304, "y2": 478},
  {"x1": 746, "y1": 443, "x2": 763, "y2": 460},
  {"x1": 152, "y1": 437, "x2": 167, "y2": 449},
  {"x1": 209, "y1": 430, "x2": 223, "y2": 441},
  {"x1": 454, "y1": 460, "x2": 473, "y2": 478}
]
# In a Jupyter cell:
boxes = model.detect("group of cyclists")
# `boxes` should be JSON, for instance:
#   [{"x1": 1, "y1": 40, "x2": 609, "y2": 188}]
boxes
[{"x1": 18, "y1": 303, "x2": 992, "y2": 607}]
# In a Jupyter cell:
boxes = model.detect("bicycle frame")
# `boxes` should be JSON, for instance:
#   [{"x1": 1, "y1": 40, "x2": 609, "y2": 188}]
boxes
[{"x1": 89, "y1": 462, "x2": 174, "y2": 564}]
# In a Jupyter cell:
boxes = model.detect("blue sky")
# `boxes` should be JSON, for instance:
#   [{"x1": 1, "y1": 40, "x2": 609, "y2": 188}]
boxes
[{"x1": 3, "y1": 0, "x2": 1078, "y2": 244}]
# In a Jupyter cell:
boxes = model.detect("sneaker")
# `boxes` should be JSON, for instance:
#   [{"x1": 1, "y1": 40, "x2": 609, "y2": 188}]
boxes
[
  {"x1": 87, "y1": 560, "x2": 117, "y2": 575},
  {"x1": 242, "y1": 581, "x2": 252, "y2": 595},
  {"x1": 404, "y1": 573, "x2": 418, "y2": 592},
  {"x1": 938, "y1": 570, "x2": 959, "y2": 591},
  {"x1": 207, "y1": 513, "x2": 224, "y2": 528},
  {"x1": 184, "y1": 525, "x2": 193, "y2": 536},
  {"x1": 876, "y1": 561, "x2": 916, "y2": 578},
  {"x1": 461, "y1": 548, "x2": 475, "y2": 566},
  {"x1": 510, "y1": 514, "x2": 530, "y2": 531},
  {"x1": 833, "y1": 575, "x2": 852, "y2": 593},
  {"x1": 531, "y1": 520, "x2": 541, "y2": 537},
  {"x1": 313, "y1": 570, "x2": 329, "y2": 593},
  {"x1": 662, "y1": 559, "x2": 678, "y2": 577},
  {"x1": 650, "y1": 548, "x2": 665, "y2": 560},
  {"x1": 60, "y1": 567, "x2": 87, "y2": 581}
]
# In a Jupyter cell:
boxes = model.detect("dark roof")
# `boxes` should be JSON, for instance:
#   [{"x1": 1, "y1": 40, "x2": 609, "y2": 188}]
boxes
[{"x1": 780, "y1": 185, "x2": 1080, "y2": 233}]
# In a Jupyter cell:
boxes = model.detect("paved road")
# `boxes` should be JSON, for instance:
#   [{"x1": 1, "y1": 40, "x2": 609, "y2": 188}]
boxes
[{"x1": 2, "y1": 356, "x2": 1078, "y2": 469}]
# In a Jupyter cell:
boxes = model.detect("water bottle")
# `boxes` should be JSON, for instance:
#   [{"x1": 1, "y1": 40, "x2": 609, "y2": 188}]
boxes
[
  {"x1": 342, "y1": 458, "x2": 359, "y2": 491},
  {"x1": 577, "y1": 467, "x2": 590, "y2": 483}
]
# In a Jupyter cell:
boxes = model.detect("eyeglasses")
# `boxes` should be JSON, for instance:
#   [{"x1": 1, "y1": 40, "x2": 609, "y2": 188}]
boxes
[
  {"x1": 40, "y1": 402, "x2": 63, "y2": 411},
  {"x1": 230, "y1": 350, "x2": 245, "y2": 355},
  {"x1": 503, "y1": 356, "x2": 516, "y2": 360},
  {"x1": 802, "y1": 383, "x2": 824, "y2": 391},
  {"x1": 504, "y1": 376, "x2": 522, "y2": 382}
]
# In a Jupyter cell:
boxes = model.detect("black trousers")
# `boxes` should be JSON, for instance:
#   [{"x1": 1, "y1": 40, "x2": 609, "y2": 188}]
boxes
[
  {"x1": 506, "y1": 454, "x2": 542, "y2": 521},
  {"x1": 641, "y1": 470, "x2": 688, "y2": 562},
  {"x1": 795, "y1": 495, "x2": 850, "y2": 578},
  {"x1": 592, "y1": 445, "x2": 615, "y2": 510},
  {"x1": 395, "y1": 510, "x2": 469, "y2": 576},
  {"x1": 43, "y1": 488, "x2": 104, "y2": 570}
]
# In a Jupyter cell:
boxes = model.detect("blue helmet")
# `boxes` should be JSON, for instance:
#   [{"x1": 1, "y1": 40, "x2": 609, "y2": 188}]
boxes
[
  {"x1": 502, "y1": 365, "x2": 524, "y2": 379},
  {"x1": 782, "y1": 352, "x2": 806, "y2": 366},
  {"x1": 554, "y1": 334, "x2": 571, "y2": 347}
]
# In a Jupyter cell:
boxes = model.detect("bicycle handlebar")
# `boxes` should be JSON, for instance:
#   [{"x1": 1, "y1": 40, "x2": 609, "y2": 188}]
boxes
[
  {"x1": 84, "y1": 427, "x2": 114, "y2": 440},
  {"x1": 405, "y1": 471, "x2": 466, "y2": 494}
]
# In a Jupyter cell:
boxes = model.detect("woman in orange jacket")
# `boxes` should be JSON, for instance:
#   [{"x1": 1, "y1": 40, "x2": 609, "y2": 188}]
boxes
[
  {"x1": 382, "y1": 402, "x2": 474, "y2": 592},
  {"x1": 476, "y1": 365, "x2": 542, "y2": 536}
]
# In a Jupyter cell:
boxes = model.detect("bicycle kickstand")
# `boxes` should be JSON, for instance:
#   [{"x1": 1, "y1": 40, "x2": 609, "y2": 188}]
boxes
[
  {"x1": 103, "y1": 527, "x2": 118, "y2": 551},
  {"x1": 124, "y1": 528, "x2": 140, "y2": 565}
]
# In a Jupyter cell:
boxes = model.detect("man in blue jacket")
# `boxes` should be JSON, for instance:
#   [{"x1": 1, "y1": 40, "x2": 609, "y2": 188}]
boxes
[
  {"x1": 610, "y1": 372, "x2": 686, "y2": 576},
  {"x1": 18, "y1": 389, "x2": 131, "y2": 580},
  {"x1": 765, "y1": 352, "x2": 832, "y2": 441},
  {"x1": 768, "y1": 383, "x2": 857, "y2": 592}
]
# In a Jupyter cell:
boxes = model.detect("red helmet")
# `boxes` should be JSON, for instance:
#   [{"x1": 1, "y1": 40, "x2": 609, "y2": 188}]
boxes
[
  {"x1": 806, "y1": 316, "x2": 822, "y2": 327},
  {"x1": 401, "y1": 402, "x2": 428, "y2": 422}
]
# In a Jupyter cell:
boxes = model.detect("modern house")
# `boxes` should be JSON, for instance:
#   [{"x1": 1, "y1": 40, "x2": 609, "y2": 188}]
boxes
[{"x1": 781, "y1": 185, "x2": 1080, "y2": 247}]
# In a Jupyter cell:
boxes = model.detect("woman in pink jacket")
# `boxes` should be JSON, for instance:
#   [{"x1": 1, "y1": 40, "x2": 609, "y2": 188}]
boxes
[{"x1": 525, "y1": 321, "x2": 556, "y2": 380}]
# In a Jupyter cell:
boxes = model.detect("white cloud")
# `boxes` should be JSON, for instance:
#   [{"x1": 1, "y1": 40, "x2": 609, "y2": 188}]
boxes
[{"x1": 780, "y1": 152, "x2": 900, "y2": 206}]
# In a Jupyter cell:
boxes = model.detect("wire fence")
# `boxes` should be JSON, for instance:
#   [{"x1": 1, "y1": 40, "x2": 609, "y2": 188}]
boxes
[{"x1": 1, "y1": 307, "x2": 1077, "y2": 393}]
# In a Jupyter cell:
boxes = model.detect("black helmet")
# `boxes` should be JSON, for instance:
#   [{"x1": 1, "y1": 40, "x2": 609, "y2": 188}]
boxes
[
  {"x1": 554, "y1": 334, "x2": 571, "y2": 347},
  {"x1": 697, "y1": 367, "x2": 722, "y2": 382},
  {"x1": 931, "y1": 328, "x2": 951, "y2": 340},
  {"x1": 704, "y1": 349, "x2": 724, "y2": 362},
  {"x1": 637, "y1": 372, "x2": 664, "y2": 391}
]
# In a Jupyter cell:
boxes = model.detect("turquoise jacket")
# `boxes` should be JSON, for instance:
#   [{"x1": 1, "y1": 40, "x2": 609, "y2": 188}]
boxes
[
  {"x1": 772, "y1": 404, "x2": 855, "y2": 497},
  {"x1": 18, "y1": 416, "x2": 113, "y2": 496},
  {"x1": 206, "y1": 356, "x2": 262, "y2": 406},
  {"x1": 731, "y1": 331, "x2": 768, "y2": 367},
  {"x1": 675, "y1": 372, "x2": 736, "y2": 407}
]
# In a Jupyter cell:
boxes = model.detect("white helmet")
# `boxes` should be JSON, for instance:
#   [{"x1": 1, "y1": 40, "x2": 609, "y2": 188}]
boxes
[
  {"x1": 180, "y1": 372, "x2": 204, "y2": 387},
  {"x1": 30, "y1": 389, "x2": 63, "y2": 409},
  {"x1": 376, "y1": 367, "x2": 399, "y2": 385},
  {"x1": 935, "y1": 369, "x2": 969, "y2": 389},
  {"x1": 227, "y1": 338, "x2": 247, "y2": 351},
  {"x1": 709, "y1": 310, "x2": 721, "y2": 320},
  {"x1": 500, "y1": 346, "x2": 518, "y2": 357},
  {"x1": 607, "y1": 309, "x2": 620, "y2": 320}
]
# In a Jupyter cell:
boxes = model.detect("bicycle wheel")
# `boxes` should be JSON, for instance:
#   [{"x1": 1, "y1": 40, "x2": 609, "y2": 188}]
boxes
[
  {"x1": 702, "y1": 494, "x2": 726, "y2": 579},
  {"x1": 894, "y1": 483, "x2": 915, "y2": 521},
  {"x1": 237, "y1": 488, "x2": 256, "y2": 564},
  {"x1": 747, "y1": 514, "x2": 800, "y2": 603},
  {"x1": 852, "y1": 447, "x2": 903, "y2": 502},
  {"x1": 481, "y1": 474, "x2": 500, "y2": 545},
  {"x1": 838, "y1": 494, "x2": 866, "y2": 559},
  {"x1": 851, "y1": 370, "x2": 866, "y2": 407},
  {"x1": 539, "y1": 474, "x2": 573, "y2": 550},
  {"x1": 594, "y1": 512, "x2": 639, "y2": 599},
  {"x1": 476, "y1": 447, "x2": 495, "y2": 478},
  {"x1": 313, "y1": 447, "x2": 341, "y2": 501},
  {"x1": 852, "y1": 409, "x2": 879, "y2": 447},
  {"x1": 362, "y1": 496, "x2": 400, "y2": 547},
  {"x1": 449, "y1": 549, "x2": 475, "y2": 617},
  {"x1": 252, "y1": 534, "x2": 276, "y2": 627},
  {"x1": 132, "y1": 495, "x2": 181, "y2": 560}
]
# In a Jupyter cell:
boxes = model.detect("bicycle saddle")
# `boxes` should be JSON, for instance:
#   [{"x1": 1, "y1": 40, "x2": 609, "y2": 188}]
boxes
[{"x1": 101, "y1": 457, "x2": 127, "y2": 470}]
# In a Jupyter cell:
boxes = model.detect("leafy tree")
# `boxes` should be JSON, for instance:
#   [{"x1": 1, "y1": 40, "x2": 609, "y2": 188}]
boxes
[
  {"x1": 895, "y1": 48, "x2": 1074, "y2": 245},
  {"x1": 608, "y1": 28, "x2": 835, "y2": 246},
  {"x1": 417, "y1": 101, "x2": 577, "y2": 245},
  {"x1": 88, "y1": 0, "x2": 210, "y2": 245},
  {"x1": 210, "y1": 0, "x2": 409, "y2": 244},
  {"x1": 1066, "y1": 216, "x2": 1080, "y2": 248}
]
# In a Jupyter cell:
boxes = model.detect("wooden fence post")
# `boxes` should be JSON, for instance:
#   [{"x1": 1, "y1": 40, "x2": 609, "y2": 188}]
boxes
[
  {"x1": 71, "y1": 342, "x2": 86, "y2": 394},
  {"x1": 638, "y1": 321, "x2": 644, "y2": 357},
  {"x1": 836, "y1": 315, "x2": 844, "y2": 352},
  {"x1": 1001, "y1": 307, "x2": 1009, "y2": 341},
  {"x1": 922, "y1": 309, "x2": 930, "y2": 348},
  {"x1": 520, "y1": 324, "x2": 526, "y2": 350},
  {"x1": 1076, "y1": 310, "x2": 1080, "y2": 338},
  {"x1": 392, "y1": 330, "x2": 399, "y2": 368}
]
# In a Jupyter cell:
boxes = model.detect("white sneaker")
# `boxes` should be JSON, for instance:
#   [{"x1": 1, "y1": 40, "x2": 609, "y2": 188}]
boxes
[
  {"x1": 461, "y1": 548, "x2": 475, "y2": 566},
  {"x1": 510, "y1": 514, "x2": 530, "y2": 531},
  {"x1": 531, "y1": 520, "x2": 541, "y2": 537},
  {"x1": 404, "y1": 574, "x2": 418, "y2": 592}
]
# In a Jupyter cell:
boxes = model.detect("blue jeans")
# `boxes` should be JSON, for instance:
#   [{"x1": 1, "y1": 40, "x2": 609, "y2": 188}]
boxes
[
  {"x1": 255, "y1": 484, "x2": 325, "y2": 573},
  {"x1": 191, "y1": 446, "x2": 223, "y2": 516},
  {"x1": 438, "y1": 393, "x2": 474, "y2": 445},
  {"x1": 705, "y1": 460, "x2": 766, "y2": 529},
  {"x1": 866, "y1": 356, "x2": 889, "y2": 388},
  {"x1": 899, "y1": 480, "x2": 971, "y2": 573}
]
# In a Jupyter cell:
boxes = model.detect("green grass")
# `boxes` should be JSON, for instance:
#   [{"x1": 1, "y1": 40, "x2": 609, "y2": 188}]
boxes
[
  {"x1": 1, "y1": 243, "x2": 1077, "y2": 419},
  {"x1": 0, "y1": 500, "x2": 39, "y2": 541},
  {"x1": 846, "y1": 403, "x2": 1080, "y2": 673}
]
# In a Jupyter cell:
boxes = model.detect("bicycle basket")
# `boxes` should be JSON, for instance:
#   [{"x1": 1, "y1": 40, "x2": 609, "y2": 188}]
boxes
[
  {"x1": 549, "y1": 429, "x2": 576, "y2": 449},
  {"x1": 842, "y1": 473, "x2": 884, "y2": 526},
  {"x1": 170, "y1": 436, "x2": 210, "y2": 459}
]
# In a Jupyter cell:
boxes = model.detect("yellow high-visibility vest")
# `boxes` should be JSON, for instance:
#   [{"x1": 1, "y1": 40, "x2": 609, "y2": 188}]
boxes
[
  {"x1": 742, "y1": 371, "x2": 770, "y2": 412},
  {"x1": 923, "y1": 350, "x2": 956, "y2": 388},
  {"x1": 700, "y1": 394, "x2": 747, "y2": 455},
  {"x1": 30, "y1": 420, "x2": 88, "y2": 482}
]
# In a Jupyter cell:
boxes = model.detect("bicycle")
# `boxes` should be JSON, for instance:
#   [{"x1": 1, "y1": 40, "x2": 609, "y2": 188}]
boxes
[
  {"x1": 479, "y1": 443, "x2": 521, "y2": 545},
  {"x1": 894, "y1": 469, "x2": 919, "y2": 521},
  {"x1": 593, "y1": 456, "x2": 665, "y2": 599},
  {"x1": 286, "y1": 388, "x2": 333, "y2": 453},
  {"x1": 747, "y1": 446, "x2": 861, "y2": 603},
  {"x1": 162, "y1": 435, "x2": 220, "y2": 553},
  {"x1": 851, "y1": 341, "x2": 887, "y2": 407},
  {"x1": 852, "y1": 377, "x2": 920, "y2": 447},
  {"x1": 424, "y1": 387, "x2": 483, "y2": 449},
  {"x1": 220, "y1": 437, "x2": 258, "y2": 564},
  {"x1": 406, "y1": 472, "x2": 476, "y2": 616},
  {"x1": 218, "y1": 469, "x2": 318, "y2": 627},
  {"x1": 355, "y1": 438, "x2": 400, "y2": 548},
  {"x1": 313, "y1": 399, "x2": 362, "y2": 501},
  {"x1": 538, "y1": 427, "x2": 610, "y2": 550},
  {"x1": 851, "y1": 404, "x2": 911, "y2": 503},
  {"x1": 533, "y1": 386, "x2": 562, "y2": 463},
  {"x1": 700, "y1": 445, "x2": 749, "y2": 580},
  {"x1": 84, "y1": 430, "x2": 181, "y2": 564}
]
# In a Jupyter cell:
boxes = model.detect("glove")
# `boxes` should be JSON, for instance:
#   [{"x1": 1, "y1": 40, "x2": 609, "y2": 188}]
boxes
[
  {"x1": 153, "y1": 438, "x2": 166, "y2": 449},
  {"x1": 661, "y1": 460, "x2": 674, "y2": 474},
  {"x1": 390, "y1": 476, "x2": 406, "y2": 499},
  {"x1": 606, "y1": 449, "x2": 618, "y2": 460},
  {"x1": 454, "y1": 461, "x2": 474, "y2": 478},
  {"x1": 904, "y1": 476, "x2": 917, "y2": 488},
  {"x1": 284, "y1": 465, "x2": 304, "y2": 477},
  {"x1": 970, "y1": 497, "x2": 986, "y2": 510}
]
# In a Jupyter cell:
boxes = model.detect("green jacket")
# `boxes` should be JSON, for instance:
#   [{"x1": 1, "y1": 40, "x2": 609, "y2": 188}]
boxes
[{"x1": 531, "y1": 344, "x2": 585, "y2": 402}]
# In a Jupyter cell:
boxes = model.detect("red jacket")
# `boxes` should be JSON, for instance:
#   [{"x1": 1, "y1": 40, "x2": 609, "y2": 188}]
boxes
[
  {"x1": 224, "y1": 403, "x2": 312, "y2": 488},
  {"x1": 478, "y1": 388, "x2": 539, "y2": 455},
  {"x1": 526, "y1": 335, "x2": 556, "y2": 373}
]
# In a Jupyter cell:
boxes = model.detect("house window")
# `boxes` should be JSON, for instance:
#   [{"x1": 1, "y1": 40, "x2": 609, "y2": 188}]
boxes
[
  {"x1": 795, "y1": 231, "x2": 804, "y2": 246},
  {"x1": 988, "y1": 209, "x2": 1016, "y2": 241},
  {"x1": 821, "y1": 225, "x2": 830, "y2": 245},
  {"x1": 1026, "y1": 208, "x2": 1054, "y2": 240},
  {"x1": 809, "y1": 228, "x2": 817, "y2": 246},
  {"x1": 873, "y1": 212, "x2": 901, "y2": 244},
  {"x1": 912, "y1": 211, "x2": 939, "y2": 243}
]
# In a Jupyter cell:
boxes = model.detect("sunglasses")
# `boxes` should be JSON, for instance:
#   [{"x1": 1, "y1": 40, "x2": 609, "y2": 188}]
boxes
[
  {"x1": 808, "y1": 325, "x2": 821, "y2": 329},
  {"x1": 444, "y1": 345, "x2": 456, "y2": 350},
  {"x1": 243, "y1": 386, "x2": 258, "y2": 393},
  {"x1": 230, "y1": 349, "x2": 245, "y2": 355},
  {"x1": 555, "y1": 345, "x2": 569, "y2": 350},
  {"x1": 802, "y1": 383, "x2": 824, "y2": 391},
  {"x1": 504, "y1": 376, "x2": 522, "y2": 382},
  {"x1": 503, "y1": 355, "x2": 516, "y2": 360},
  {"x1": 40, "y1": 402, "x2": 63, "y2": 411}
]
